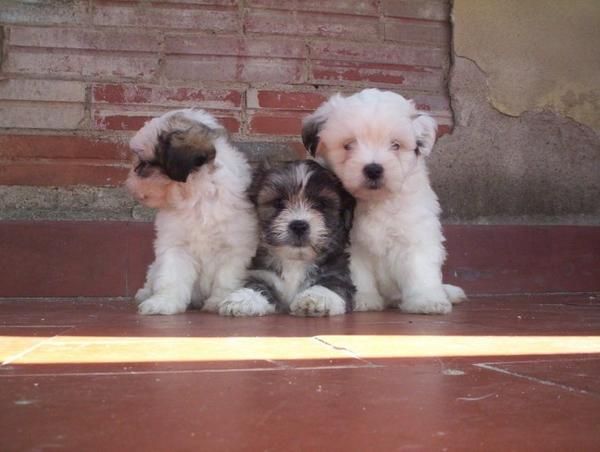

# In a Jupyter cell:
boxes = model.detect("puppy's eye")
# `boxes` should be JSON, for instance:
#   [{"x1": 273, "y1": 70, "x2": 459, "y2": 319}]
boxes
[
  {"x1": 313, "y1": 197, "x2": 333, "y2": 210},
  {"x1": 271, "y1": 199, "x2": 285, "y2": 210},
  {"x1": 391, "y1": 142, "x2": 401, "y2": 151},
  {"x1": 343, "y1": 141, "x2": 355, "y2": 151}
]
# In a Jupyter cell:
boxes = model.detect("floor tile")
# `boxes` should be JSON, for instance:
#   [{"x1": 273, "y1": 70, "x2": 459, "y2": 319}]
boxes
[
  {"x1": 0, "y1": 297, "x2": 599, "y2": 450},
  {"x1": 1, "y1": 364, "x2": 598, "y2": 451},
  {"x1": 478, "y1": 357, "x2": 600, "y2": 395}
]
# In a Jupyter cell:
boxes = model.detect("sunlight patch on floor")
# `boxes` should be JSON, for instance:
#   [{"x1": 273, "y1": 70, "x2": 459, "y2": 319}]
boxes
[{"x1": 2, "y1": 335, "x2": 600, "y2": 365}]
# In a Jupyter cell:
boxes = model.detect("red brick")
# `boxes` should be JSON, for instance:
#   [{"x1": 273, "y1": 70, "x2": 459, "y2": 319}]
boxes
[
  {"x1": 384, "y1": 18, "x2": 450, "y2": 47},
  {"x1": 309, "y1": 41, "x2": 447, "y2": 68},
  {"x1": 381, "y1": 0, "x2": 450, "y2": 21},
  {"x1": 93, "y1": 85, "x2": 154, "y2": 105},
  {"x1": 239, "y1": 57, "x2": 305, "y2": 83},
  {"x1": 93, "y1": 114, "x2": 154, "y2": 132},
  {"x1": 6, "y1": 50, "x2": 158, "y2": 81},
  {"x1": 0, "y1": 79, "x2": 85, "y2": 102},
  {"x1": 311, "y1": 61, "x2": 446, "y2": 91},
  {"x1": 250, "y1": 90, "x2": 327, "y2": 110},
  {"x1": 384, "y1": 19, "x2": 450, "y2": 48},
  {"x1": 93, "y1": 3, "x2": 238, "y2": 32},
  {"x1": 247, "y1": 0, "x2": 379, "y2": 16},
  {"x1": 245, "y1": 10, "x2": 380, "y2": 40},
  {"x1": 154, "y1": 0, "x2": 237, "y2": 5},
  {"x1": 0, "y1": 135, "x2": 128, "y2": 161},
  {"x1": 164, "y1": 56, "x2": 305, "y2": 84},
  {"x1": 0, "y1": 161, "x2": 129, "y2": 187},
  {"x1": 215, "y1": 116, "x2": 241, "y2": 134},
  {"x1": 93, "y1": 111, "x2": 241, "y2": 133},
  {"x1": 0, "y1": 103, "x2": 85, "y2": 130},
  {"x1": 92, "y1": 84, "x2": 242, "y2": 109},
  {"x1": 410, "y1": 94, "x2": 451, "y2": 112},
  {"x1": 437, "y1": 124, "x2": 452, "y2": 137},
  {"x1": 8, "y1": 26, "x2": 161, "y2": 52},
  {"x1": 248, "y1": 113, "x2": 304, "y2": 136},
  {"x1": 165, "y1": 35, "x2": 306, "y2": 59}
]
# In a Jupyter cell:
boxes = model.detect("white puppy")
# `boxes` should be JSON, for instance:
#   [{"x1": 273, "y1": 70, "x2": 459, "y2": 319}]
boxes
[
  {"x1": 126, "y1": 109, "x2": 258, "y2": 315},
  {"x1": 302, "y1": 89, "x2": 465, "y2": 314}
]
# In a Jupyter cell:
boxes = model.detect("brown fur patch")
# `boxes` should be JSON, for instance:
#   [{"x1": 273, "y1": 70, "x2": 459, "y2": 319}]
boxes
[{"x1": 147, "y1": 113, "x2": 227, "y2": 182}]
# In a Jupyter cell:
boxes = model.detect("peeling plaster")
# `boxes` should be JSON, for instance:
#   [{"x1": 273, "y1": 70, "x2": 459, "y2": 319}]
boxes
[
  {"x1": 452, "y1": 0, "x2": 600, "y2": 131},
  {"x1": 432, "y1": 56, "x2": 600, "y2": 224}
]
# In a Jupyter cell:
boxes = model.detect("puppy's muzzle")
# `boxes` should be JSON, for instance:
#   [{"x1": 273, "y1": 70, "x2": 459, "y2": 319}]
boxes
[
  {"x1": 288, "y1": 220, "x2": 310, "y2": 246},
  {"x1": 363, "y1": 163, "x2": 384, "y2": 189}
]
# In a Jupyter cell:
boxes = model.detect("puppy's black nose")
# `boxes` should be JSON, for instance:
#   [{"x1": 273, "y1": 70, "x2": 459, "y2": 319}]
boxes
[
  {"x1": 289, "y1": 220, "x2": 310, "y2": 236},
  {"x1": 363, "y1": 163, "x2": 384, "y2": 181}
]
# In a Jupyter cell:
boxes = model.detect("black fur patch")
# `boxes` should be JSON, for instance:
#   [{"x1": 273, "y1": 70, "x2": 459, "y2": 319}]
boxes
[
  {"x1": 155, "y1": 125, "x2": 217, "y2": 182},
  {"x1": 415, "y1": 139, "x2": 424, "y2": 156},
  {"x1": 134, "y1": 159, "x2": 161, "y2": 178},
  {"x1": 301, "y1": 118, "x2": 324, "y2": 156}
]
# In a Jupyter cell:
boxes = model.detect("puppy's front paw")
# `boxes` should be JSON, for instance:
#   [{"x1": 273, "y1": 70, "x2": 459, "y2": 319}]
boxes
[
  {"x1": 290, "y1": 286, "x2": 347, "y2": 317},
  {"x1": 134, "y1": 287, "x2": 152, "y2": 303},
  {"x1": 353, "y1": 292, "x2": 385, "y2": 312},
  {"x1": 443, "y1": 284, "x2": 467, "y2": 304},
  {"x1": 400, "y1": 291, "x2": 452, "y2": 315},
  {"x1": 138, "y1": 295, "x2": 187, "y2": 315},
  {"x1": 218, "y1": 289, "x2": 276, "y2": 317}
]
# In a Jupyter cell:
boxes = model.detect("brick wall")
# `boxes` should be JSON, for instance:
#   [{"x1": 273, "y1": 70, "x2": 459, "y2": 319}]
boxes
[{"x1": 0, "y1": 0, "x2": 451, "y2": 189}]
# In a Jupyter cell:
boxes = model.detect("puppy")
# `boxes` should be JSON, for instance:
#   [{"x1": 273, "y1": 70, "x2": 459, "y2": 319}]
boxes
[
  {"x1": 126, "y1": 109, "x2": 258, "y2": 315},
  {"x1": 219, "y1": 160, "x2": 356, "y2": 317},
  {"x1": 302, "y1": 89, "x2": 466, "y2": 314}
]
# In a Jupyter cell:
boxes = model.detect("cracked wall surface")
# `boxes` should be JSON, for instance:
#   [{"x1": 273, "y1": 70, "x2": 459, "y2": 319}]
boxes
[
  {"x1": 452, "y1": 0, "x2": 600, "y2": 130},
  {"x1": 430, "y1": 1, "x2": 600, "y2": 224}
]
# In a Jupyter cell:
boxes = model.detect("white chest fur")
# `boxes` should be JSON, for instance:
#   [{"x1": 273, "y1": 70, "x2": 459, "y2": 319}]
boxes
[{"x1": 278, "y1": 259, "x2": 312, "y2": 305}]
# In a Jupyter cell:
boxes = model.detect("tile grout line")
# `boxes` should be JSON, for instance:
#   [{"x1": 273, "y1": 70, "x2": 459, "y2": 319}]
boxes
[
  {"x1": 0, "y1": 325, "x2": 76, "y2": 328},
  {"x1": 474, "y1": 362, "x2": 599, "y2": 398},
  {"x1": 0, "y1": 363, "x2": 384, "y2": 378},
  {"x1": 478, "y1": 356, "x2": 600, "y2": 366},
  {"x1": 265, "y1": 359, "x2": 293, "y2": 369},
  {"x1": 1, "y1": 327, "x2": 74, "y2": 367}
]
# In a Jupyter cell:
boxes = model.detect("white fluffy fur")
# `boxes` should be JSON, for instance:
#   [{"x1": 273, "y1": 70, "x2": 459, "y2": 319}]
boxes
[
  {"x1": 128, "y1": 109, "x2": 258, "y2": 315},
  {"x1": 305, "y1": 89, "x2": 466, "y2": 314}
]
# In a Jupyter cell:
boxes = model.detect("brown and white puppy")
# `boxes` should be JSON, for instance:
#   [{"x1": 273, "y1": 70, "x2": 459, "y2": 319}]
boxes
[{"x1": 126, "y1": 109, "x2": 258, "y2": 315}]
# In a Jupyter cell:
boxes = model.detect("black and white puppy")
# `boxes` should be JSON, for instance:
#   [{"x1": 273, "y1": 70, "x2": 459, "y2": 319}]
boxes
[{"x1": 219, "y1": 160, "x2": 356, "y2": 317}]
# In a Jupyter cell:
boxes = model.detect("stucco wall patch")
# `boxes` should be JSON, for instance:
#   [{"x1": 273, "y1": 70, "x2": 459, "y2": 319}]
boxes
[{"x1": 452, "y1": 0, "x2": 600, "y2": 130}]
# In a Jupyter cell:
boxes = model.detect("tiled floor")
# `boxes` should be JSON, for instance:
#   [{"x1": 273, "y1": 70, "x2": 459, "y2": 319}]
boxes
[{"x1": 1, "y1": 295, "x2": 599, "y2": 451}]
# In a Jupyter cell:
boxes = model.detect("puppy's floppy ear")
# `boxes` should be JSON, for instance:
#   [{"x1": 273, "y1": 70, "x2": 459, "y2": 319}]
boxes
[
  {"x1": 301, "y1": 113, "x2": 325, "y2": 157},
  {"x1": 247, "y1": 159, "x2": 272, "y2": 205},
  {"x1": 411, "y1": 113, "x2": 438, "y2": 156},
  {"x1": 156, "y1": 124, "x2": 217, "y2": 182},
  {"x1": 302, "y1": 94, "x2": 344, "y2": 157}
]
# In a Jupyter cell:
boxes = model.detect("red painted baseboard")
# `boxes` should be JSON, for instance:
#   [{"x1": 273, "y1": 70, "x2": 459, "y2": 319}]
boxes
[{"x1": 0, "y1": 221, "x2": 598, "y2": 298}]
